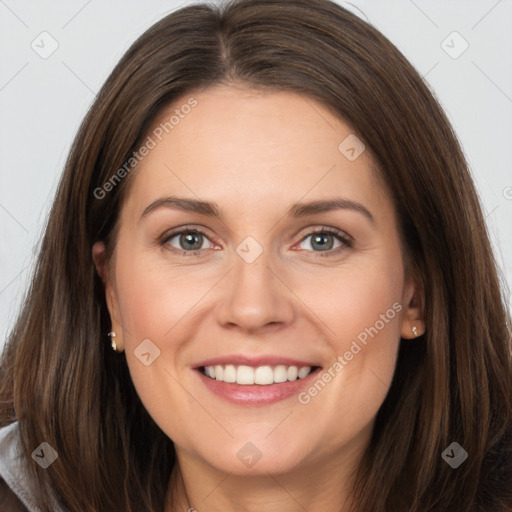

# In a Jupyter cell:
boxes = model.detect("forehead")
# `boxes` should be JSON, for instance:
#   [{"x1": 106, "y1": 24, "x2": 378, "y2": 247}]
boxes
[{"x1": 121, "y1": 85, "x2": 391, "y2": 225}]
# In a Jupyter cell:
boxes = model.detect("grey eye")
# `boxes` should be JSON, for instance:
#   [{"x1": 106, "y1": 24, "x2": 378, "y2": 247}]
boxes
[
  {"x1": 299, "y1": 232, "x2": 343, "y2": 252},
  {"x1": 168, "y1": 231, "x2": 209, "y2": 251}
]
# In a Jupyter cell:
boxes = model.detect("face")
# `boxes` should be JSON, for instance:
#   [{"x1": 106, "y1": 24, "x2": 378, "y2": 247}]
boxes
[{"x1": 93, "y1": 84, "x2": 423, "y2": 479}]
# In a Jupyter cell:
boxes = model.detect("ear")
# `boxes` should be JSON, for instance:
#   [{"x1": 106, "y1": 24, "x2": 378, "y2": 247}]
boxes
[
  {"x1": 92, "y1": 241, "x2": 125, "y2": 351},
  {"x1": 400, "y1": 274, "x2": 426, "y2": 340}
]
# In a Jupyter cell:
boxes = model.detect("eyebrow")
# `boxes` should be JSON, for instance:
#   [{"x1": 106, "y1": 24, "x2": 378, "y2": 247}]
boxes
[{"x1": 140, "y1": 196, "x2": 375, "y2": 224}]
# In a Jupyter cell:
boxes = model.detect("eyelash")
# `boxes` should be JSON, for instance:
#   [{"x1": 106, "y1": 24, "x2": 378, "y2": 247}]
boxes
[{"x1": 160, "y1": 226, "x2": 352, "y2": 258}]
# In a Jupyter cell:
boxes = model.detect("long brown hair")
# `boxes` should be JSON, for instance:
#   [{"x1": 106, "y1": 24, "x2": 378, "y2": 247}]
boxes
[{"x1": 1, "y1": 0, "x2": 511, "y2": 510}]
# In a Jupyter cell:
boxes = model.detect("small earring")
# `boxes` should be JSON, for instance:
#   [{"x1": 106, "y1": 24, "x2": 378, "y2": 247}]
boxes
[
  {"x1": 412, "y1": 326, "x2": 418, "y2": 338},
  {"x1": 108, "y1": 332, "x2": 117, "y2": 351}
]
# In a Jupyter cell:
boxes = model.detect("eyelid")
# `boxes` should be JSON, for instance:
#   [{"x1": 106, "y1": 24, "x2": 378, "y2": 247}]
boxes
[{"x1": 295, "y1": 226, "x2": 353, "y2": 244}]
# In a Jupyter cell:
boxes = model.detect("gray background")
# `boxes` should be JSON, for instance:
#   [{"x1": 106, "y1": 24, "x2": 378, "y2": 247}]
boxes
[{"x1": 1, "y1": 0, "x2": 511, "y2": 350}]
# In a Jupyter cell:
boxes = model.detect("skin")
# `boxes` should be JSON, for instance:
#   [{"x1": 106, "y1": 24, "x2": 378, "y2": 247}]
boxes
[{"x1": 93, "y1": 84, "x2": 425, "y2": 512}]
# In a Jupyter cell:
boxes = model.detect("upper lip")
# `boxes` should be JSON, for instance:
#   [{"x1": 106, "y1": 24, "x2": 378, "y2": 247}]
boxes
[{"x1": 193, "y1": 355, "x2": 321, "y2": 369}]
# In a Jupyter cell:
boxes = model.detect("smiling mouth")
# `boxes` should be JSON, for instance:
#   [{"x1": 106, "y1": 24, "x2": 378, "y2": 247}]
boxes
[{"x1": 199, "y1": 364, "x2": 321, "y2": 385}]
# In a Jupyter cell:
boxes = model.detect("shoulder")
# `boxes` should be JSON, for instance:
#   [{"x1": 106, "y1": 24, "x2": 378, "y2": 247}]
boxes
[
  {"x1": 0, "y1": 476, "x2": 29, "y2": 512},
  {"x1": 0, "y1": 422, "x2": 39, "y2": 512}
]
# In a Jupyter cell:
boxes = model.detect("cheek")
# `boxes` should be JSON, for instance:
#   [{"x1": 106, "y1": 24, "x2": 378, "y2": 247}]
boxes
[
  {"x1": 111, "y1": 249, "x2": 221, "y2": 442},
  {"x1": 113, "y1": 249, "x2": 213, "y2": 343},
  {"x1": 338, "y1": 268, "x2": 403, "y2": 387},
  {"x1": 290, "y1": 254, "x2": 404, "y2": 432},
  {"x1": 293, "y1": 251, "x2": 404, "y2": 352}
]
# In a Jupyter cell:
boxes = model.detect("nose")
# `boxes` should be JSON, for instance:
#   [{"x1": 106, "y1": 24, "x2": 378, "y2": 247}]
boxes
[{"x1": 215, "y1": 248, "x2": 296, "y2": 334}]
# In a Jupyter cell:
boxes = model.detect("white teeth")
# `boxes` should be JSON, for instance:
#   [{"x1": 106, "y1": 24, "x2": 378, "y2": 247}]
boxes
[
  {"x1": 287, "y1": 366, "x2": 298, "y2": 381},
  {"x1": 273, "y1": 365, "x2": 288, "y2": 383},
  {"x1": 298, "y1": 366, "x2": 311, "y2": 379},
  {"x1": 202, "y1": 364, "x2": 314, "y2": 385},
  {"x1": 223, "y1": 364, "x2": 237, "y2": 383},
  {"x1": 237, "y1": 365, "x2": 254, "y2": 385},
  {"x1": 254, "y1": 366, "x2": 274, "y2": 385}
]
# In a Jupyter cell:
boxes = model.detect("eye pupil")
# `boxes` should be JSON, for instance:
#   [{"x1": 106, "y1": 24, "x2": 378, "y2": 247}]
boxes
[
  {"x1": 181, "y1": 233, "x2": 202, "y2": 250},
  {"x1": 312, "y1": 233, "x2": 333, "y2": 251}
]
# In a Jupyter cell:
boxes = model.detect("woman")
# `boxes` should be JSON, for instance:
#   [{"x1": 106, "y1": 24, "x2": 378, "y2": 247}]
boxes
[{"x1": 0, "y1": 0, "x2": 511, "y2": 510}]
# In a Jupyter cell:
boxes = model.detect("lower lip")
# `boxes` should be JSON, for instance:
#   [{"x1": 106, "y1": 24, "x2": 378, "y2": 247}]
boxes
[{"x1": 195, "y1": 368, "x2": 322, "y2": 405}]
